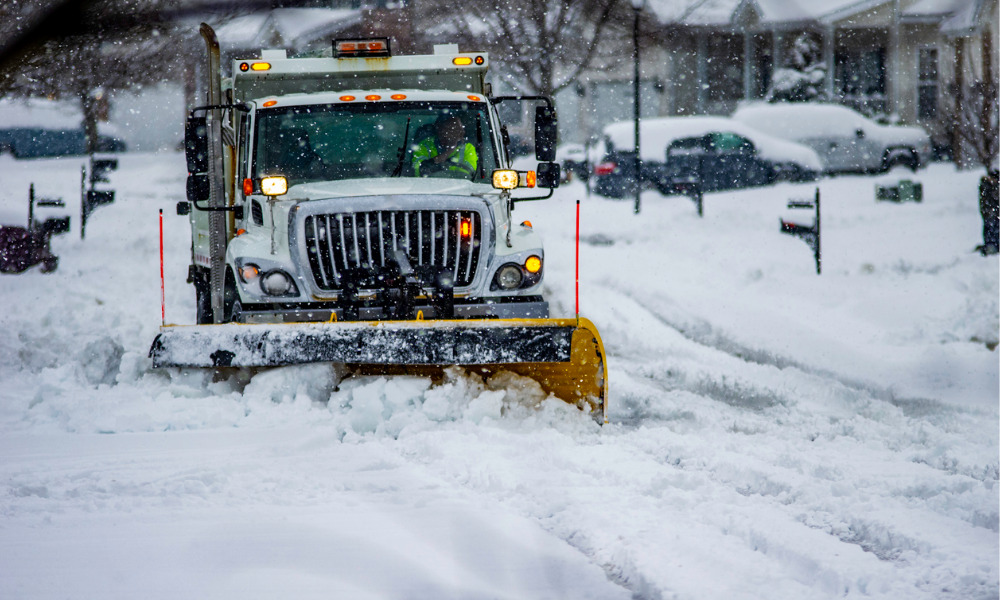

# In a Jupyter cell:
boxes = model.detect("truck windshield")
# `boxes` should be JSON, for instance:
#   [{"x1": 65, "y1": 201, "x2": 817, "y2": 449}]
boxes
[{"x1": 254, "y1": 101, "x2": 499, "y2": 184}]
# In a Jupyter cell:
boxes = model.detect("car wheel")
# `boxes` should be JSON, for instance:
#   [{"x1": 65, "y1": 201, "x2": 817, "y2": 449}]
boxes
[{"x1": 883, "y1": 149, "x2": 917, "y2": 173}]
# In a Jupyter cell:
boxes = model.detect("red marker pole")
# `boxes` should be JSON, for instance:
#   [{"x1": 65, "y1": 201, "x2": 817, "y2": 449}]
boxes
[
  {"x1": 575, "y1": 200, "x2": 580, "y2": 323},
  {"x1": 159, "y1": 209, "x2": 165, "y2": 326}
]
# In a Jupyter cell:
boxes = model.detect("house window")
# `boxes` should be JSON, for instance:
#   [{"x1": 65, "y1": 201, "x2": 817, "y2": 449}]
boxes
[
  {"x1": 835, "y1": 47, "x2": 886, "y2": 114},
  {"x1": 917, "y1": 47, "x2": 938, "y2": 119},
  {"x1": 706, "y1": 34, "x2": 744, "y2": 101}
]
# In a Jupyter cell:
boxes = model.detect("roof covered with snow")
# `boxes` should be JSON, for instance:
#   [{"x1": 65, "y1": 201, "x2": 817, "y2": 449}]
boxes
[
  {"x1": 646, "y1": 0, "x2": 741, "y2": 26},
  {"x1": 939, "y1": 0, "x2": 991, "y2": 35},
  {"x1": 216, "y1": 8, "x2": 362, "y2": 51},
  {"x1": 651, "y1": 0, "x2": 986, "y2": 29},
  {"x1": 0, "y1": 98, "x2": 119, "y2": 135}
]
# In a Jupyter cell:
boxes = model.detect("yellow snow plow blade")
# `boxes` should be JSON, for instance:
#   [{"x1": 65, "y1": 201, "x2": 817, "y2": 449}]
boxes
[{"x1": 149, "y1": 318, "x2": 608, "y2": 422}]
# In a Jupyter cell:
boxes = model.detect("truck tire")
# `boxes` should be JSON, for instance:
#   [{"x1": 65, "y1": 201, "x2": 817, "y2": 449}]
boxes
[
  {"x1": 223, "y1": 272, "x2": 242, "y2": 323},
  {"x1": 194, "y1": 277, "x2": 212, "y2": 324}
]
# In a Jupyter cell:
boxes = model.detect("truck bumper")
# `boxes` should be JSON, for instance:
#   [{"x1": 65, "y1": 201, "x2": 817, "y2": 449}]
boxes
[{"x1": 236, "y1": 298, "x2": 549, "y2": 324}]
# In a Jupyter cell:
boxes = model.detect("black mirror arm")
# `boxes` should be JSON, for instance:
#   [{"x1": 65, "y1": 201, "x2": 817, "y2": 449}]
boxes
[
  {"x1": 189, "y1": 102, "x2": 251, "y2": 117},
  {"x1": 191, "y1": 199, "x2": 244, "y2": 219},
  {"x1": 512, "y1": 189, "x2": 555, "y2": 202}
]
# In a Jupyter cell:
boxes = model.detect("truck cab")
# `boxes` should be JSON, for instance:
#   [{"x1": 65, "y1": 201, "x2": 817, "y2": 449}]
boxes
[{"x1": 182, "y1": 39, "x2": 560, "y2": 325}]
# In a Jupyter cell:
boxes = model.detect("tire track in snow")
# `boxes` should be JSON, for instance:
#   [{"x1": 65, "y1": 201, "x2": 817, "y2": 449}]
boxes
[{"x1": 558, "y1": 286, "x2": 999, "y2": 596}]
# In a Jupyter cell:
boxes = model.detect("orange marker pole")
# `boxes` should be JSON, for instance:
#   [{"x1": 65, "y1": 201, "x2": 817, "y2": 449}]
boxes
[
  {"x1": 575, "y1": 200, "x2": 580, "y2": 324},
  {"x1": 159, "y1": 209, "x2": 165, "y2": 326}
]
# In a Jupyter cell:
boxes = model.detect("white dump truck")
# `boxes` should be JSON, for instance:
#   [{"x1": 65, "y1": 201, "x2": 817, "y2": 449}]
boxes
[{"x1": 150, "y1": 27, "x2": 607, "y2": 420}]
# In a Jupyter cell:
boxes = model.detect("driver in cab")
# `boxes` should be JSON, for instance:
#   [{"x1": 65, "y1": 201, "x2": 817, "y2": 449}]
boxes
[{"x1": 412, "y1": 115, "x2": 478, "y2": 178}]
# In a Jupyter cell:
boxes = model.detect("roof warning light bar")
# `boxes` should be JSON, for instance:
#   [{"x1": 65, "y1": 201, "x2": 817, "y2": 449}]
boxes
[{"x1": 334, "y1": 38, "x2": 392, "y2": 58}]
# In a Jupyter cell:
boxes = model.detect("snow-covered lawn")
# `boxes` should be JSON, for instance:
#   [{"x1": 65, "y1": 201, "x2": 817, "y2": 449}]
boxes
[{"x1": 1, "y1": 152, "x2": 996, "y2": 599}]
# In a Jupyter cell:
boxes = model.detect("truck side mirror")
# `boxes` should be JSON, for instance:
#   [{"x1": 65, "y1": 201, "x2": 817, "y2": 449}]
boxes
[
  {"x1": 536, "y1": 162, "x2": 560, "y2": 189},
  {"x1": 187, "y1": 173, "x2": 210, "y2": 202},
  {"x1": 185, "y1": 116, "x2": 209, "y2": 174},
  {"x1": 534, "y1": 106, "x2": 557, "y2": 162}
]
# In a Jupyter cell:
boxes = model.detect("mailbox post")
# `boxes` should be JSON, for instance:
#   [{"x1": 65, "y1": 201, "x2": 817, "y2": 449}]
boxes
[
  {"x1": 80, "y1": 155, "x2": 117, "y2": 239},
  {"x1": 780, "y1": 187, "x2": 821, "y2": 274}
]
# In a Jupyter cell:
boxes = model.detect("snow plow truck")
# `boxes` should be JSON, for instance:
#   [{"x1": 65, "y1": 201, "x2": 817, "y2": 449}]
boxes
[{"x1": 149, "y1": 25, "x2": 608, "y2": 422}]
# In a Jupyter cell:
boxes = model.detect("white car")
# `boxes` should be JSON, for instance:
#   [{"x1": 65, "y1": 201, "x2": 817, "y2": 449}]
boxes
[{"x1": 732, "y1": 102, "x2": 932, "y2": 174}]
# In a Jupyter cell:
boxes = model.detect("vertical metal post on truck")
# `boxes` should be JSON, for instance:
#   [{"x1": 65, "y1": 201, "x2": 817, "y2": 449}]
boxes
[{"x1": 200, "y1": 24, "x2": 227, "y2": 323}]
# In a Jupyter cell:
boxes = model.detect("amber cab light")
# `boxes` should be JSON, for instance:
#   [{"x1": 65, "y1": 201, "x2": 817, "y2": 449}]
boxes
[
  {"x1": 250, "y1": 62, "x2": 271, "y2": 71},
  {"x1": 525, "y1": 256, "x2": 542, "y2": 274},
  {"x1": 239, "y1": 264, "x2": 260, "y2": 282},
  {"x1": 453, "y1": 57, "x2": 473, "y2": 66}
]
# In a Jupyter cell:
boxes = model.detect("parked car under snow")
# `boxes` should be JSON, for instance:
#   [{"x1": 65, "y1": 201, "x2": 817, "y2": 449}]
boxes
[
  {"x1": 591, "y1": 116, "x2": 822, "y2": 198},
  {"x1": 731, "y1": 102, "x2": 932, "y2": 174},
  {"x1": 0, "y1": 98, "x2": 126, "y2": 159}
]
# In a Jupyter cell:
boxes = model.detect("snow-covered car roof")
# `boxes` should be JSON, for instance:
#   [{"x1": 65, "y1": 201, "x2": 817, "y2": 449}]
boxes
[
  {"x1": 0, "y1": 98, "x2": 121, "y2": 137},
  {"x1": 732, "y1": 101, "x2": 929, "y2": 145},
  {"x1": 555, "y1": 143, "x2": 585, "y2": 162},
  {"x1": 602, "y1": 115, "x2": 823, "y2": 171}
]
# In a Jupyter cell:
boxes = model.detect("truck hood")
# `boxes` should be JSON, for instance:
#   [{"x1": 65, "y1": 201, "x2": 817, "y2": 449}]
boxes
[{"x1": 284, "y1": 178, "x2": 495, "y2": 200}]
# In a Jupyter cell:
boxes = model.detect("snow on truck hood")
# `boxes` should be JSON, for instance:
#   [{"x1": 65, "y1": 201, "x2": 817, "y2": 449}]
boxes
[{"x1": 282, "y1": 177, "x2": 494, "y2": 200}]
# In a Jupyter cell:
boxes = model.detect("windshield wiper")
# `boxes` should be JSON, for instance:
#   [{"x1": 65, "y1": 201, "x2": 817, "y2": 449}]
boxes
[{"x1": 391, "y1": 117, "x2": 411, "y2": 177}]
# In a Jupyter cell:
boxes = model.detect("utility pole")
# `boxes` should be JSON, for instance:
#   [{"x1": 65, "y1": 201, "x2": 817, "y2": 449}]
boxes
[{"x1": 631, "y1": 0, "x2": 644, "y2": 214}]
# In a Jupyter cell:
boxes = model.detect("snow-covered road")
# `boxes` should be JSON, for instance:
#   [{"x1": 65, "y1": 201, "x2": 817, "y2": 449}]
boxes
[{"x1": 1, "y1": 152, "x2": 996, "y2": 599}]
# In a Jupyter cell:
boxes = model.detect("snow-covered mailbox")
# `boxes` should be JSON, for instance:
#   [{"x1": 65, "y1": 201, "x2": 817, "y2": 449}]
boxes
[
  {"x1": 0, "y1": 184, "x2": 70, "y2": 273},
  {"x1": 876, "y1": 180, "x2": 923, "y2": 203},
  {"x1": 779, "y1": 188, "x2": 821, "y2": 274},
  {"x1": 80, "y1": 155, "x2": 117, "y2": 239}
]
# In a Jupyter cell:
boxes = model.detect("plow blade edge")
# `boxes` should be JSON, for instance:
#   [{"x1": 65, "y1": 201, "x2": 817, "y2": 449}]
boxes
[{"x1": 149, "y1": 318, "x2": 607, "y2": 421}]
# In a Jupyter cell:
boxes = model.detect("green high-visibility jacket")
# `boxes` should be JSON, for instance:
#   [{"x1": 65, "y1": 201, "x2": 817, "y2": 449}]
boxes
[{"x1": 412, "y1": 138, "x2": 478, "y2": 177}]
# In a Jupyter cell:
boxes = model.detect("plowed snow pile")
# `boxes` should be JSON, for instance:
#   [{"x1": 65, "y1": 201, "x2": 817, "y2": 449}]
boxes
[{"x1": 0, "y1": 152, "x2": 996, "y2": 599}]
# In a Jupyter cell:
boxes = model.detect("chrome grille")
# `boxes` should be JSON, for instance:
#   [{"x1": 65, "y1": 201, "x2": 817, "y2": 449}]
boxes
[{"x1": 303, "y1": 210, "x2": 482, "y2": 291}]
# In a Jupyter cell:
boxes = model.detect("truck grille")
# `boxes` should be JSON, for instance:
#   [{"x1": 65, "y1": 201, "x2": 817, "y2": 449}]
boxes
[{"x1": 303, "y1": 210, "x2": 482, "y2": 291}]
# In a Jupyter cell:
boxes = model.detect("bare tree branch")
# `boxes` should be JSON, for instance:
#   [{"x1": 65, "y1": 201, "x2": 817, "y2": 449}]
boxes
[{"x1": 415, "y1": 0, "x2": 630, "y2": 99}]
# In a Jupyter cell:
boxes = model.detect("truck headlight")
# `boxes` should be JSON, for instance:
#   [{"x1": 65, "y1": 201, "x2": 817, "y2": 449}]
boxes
[
  {"x1": 261, "y1": 176, "x2": 288, "y2": 196},
  {"x1": 261, "y1": 270, "x2": 297, "y2": 296},
  {"x1": 495, "y1": 264, "x2": 523, "y2": 290}
]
